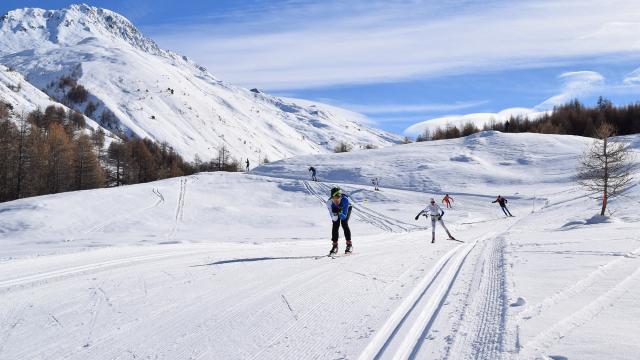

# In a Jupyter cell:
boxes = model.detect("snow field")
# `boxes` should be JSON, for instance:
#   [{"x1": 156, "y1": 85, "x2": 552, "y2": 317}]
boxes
[{"x1": 0, "y1": 131, "x2": 639, "y2": 359}]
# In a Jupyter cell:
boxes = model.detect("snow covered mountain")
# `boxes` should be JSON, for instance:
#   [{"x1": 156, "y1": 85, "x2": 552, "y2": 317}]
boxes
[
  {"x1": 0, "y1": 4, "x2": 400, "y2": 161},
  {"x1": 0, "y1": 63, "x2": 108, "y2": 133}
]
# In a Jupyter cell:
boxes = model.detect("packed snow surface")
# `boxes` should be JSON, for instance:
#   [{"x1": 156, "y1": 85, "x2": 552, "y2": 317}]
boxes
[{"x1": 1, "y1": 132, "x2": 639, "y2": 359}]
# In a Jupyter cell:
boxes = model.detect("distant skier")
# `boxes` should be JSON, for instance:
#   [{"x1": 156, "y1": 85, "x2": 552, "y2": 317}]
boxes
[
  {"x1": 492, "y1": 195, "x2": 513, "y2": 217},
  {"x1": 245, "y1": 159, "x2": 250, "y2": 172},
  {"x1": 309, "y1": 166, "x2": 317, "y2": 181},
  {"x1": 442, "y1": 194, "x2": 453, "y2": 208},
  {"x1": 371, "y1": 177, "x2": 380, "y2": 191},
  {"x1": 327, "y1": 187, "x2": 353, "y2": 255},
  {"x1": 415, "y1": 198, "x2": 456, "y2": 243}
]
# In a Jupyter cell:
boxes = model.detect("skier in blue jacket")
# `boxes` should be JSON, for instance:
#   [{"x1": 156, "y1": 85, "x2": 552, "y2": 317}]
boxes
[{"x1": 326, "y1": 187, "x2": 353, "y2": 255}]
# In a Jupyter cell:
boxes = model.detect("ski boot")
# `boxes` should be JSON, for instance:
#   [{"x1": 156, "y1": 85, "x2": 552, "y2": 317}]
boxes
[
  {"x1": 329, "y1": 241, "x2": 338, "y2": 256},
  {"x1": 345, "y1": 242, "x2": 353, "y2": 255}
]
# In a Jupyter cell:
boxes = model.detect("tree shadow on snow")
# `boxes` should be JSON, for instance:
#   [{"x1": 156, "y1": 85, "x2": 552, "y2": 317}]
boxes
[
  {"x1": 560, "y1": 214, "x2": 611, "y2": 231},
  {"x1": 193, "y1": 256, "x2": 321, "y2": 266}
]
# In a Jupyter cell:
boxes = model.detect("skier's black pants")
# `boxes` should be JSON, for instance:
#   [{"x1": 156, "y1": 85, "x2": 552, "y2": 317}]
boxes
[
  {"x1": 501, "y1": 206, "x2": 512, "y2": 216},
  {"x1": 332, "y1": 206, "x2": 352, "y2": 242}
]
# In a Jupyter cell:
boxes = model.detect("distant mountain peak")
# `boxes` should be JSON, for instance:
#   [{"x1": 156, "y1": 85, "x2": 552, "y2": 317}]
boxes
[
  {"x1": 0, "y1": 4, "x2": 400, "y2": 162},
  {"x1": 0, "y1": 3, "x2": 167, "y2": 57}
]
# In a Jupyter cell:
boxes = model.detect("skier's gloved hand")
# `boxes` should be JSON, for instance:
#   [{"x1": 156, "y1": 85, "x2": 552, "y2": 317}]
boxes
[{"x1": 331, "y1": 215, "x2": 339, "y2": 222}]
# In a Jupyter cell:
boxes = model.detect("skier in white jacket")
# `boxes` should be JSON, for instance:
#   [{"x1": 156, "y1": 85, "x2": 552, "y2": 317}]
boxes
[{"x1": 415, "y1": 198, "x2": 456, "y2": 243}]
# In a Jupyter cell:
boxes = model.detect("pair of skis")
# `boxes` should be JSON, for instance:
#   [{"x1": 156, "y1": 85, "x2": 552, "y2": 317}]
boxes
[{"x1": 315, "y1": 252, "x2": 353, "y2": 260}]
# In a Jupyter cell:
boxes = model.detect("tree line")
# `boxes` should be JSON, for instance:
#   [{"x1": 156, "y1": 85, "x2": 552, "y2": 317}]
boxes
[
  {"x1": 0, "y1": 104, "x2": 242, "y2": 203},
  {"x1": 416, "y1": 98, "x2": 640, "y2": 142}
]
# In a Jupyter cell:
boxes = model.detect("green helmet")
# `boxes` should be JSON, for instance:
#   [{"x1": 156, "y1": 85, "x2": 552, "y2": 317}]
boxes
[{"x1": 330, "y1": 187, "x2": 342, "y2": 197}]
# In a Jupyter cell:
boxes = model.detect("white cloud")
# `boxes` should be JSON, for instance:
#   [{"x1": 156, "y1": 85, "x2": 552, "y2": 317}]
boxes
[
  {"x1": 403, "y1": 108, "x2": 546, "y2": 137},
  {"x1": 335, "y1": 100, "x2": 489, "y2": 115},
  {"x1": 402, "y1": 66, "x2": 640, "y2": 137},
  {"x1": 535, "y1": 71, "x2": 605, "y2": 110},
  {"x1": 623, "y1": 67, "x2": 640, "y2": 84},
  {"x1": 149, "y1": 0, "x2": 640, "y2": 90}
]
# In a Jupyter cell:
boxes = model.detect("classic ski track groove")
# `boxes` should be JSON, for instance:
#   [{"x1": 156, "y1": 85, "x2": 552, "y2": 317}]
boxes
[
  {"x1": 519, "y1": 265, "x2": 640, "y2": 358},
  {"x1": 169, "y1": 178, "x2": 187, "y2": 239},
  {"x1": 514, "y1": 244, "x2": 640, "y2": 326},
  {"x1": 360, "y1": 215, "x2": 522, "y2": 360},
  {"x1": 442, "y1": 217, "x2": 524, "y2": 360},
  {"x1": 358, "y1": 231, "x2": 496, "y2": 360},
  {"x1": 0, "y1": 250, "x2": 203, "y2": 292}
]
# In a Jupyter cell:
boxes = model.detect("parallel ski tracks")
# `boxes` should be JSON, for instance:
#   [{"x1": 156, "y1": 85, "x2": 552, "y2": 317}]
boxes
[
  {"x1": 446, "y1": 234, "x2": 508, "y2": 360},
  {"x1": 0, "y1": 250, "x2": 202, "y2": 293},
  {"x1": 168, "y1": 178, "x2": 188, "y2": 239},
  {"x1": 358, "y1": 231, "x2": 495, "y2": 360},
  {"x1": 513, "y1": 243, "x2": 640, "y2": 358}
]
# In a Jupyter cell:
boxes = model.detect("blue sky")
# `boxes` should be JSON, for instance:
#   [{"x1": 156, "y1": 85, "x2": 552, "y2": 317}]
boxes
[{"x1": 2, "y1": 0, "x2": 640, "y2": 135}]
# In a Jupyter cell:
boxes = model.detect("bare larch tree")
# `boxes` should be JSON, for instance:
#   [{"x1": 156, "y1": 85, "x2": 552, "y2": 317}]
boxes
[{"x1": 576, "y1": 122, "x2": 634, "y2": 216}]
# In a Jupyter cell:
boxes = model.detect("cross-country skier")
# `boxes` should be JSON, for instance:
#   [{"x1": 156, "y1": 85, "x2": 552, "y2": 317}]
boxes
[
  {"x1": 415, "y1": 198, "x2": 456, "y2": 243},
  {"x1": 309, "y1": 166, "x2": 317, "y2": 181},
  {"x1": 371, "y1": 177, "x2": 380, "y2": 191},
  {"x1": 442, "y1": 194, "x2": 453, "y2": 208},
  {"x1": 245, "y1": 159, "x2": 250, "y2": 172},
  {"x1": 492, "y1": 195, "x2": 513, "y2": 217},
  {"x1": 327, "y1": 187, "x2": 353, "y2": 255}
]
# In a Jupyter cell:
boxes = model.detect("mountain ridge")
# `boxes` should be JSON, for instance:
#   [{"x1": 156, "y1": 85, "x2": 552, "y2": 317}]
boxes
[{"x1": 0, "y1": 4, "x2": 400, "y2": 162}]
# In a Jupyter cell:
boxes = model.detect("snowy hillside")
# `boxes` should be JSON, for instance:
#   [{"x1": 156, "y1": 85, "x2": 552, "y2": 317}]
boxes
[
  {"x1": 0, "y1": 64, "x2": 106, "y2": 133},
  {"x1": 254, "y1": 131, "x2": 591, "y2": 195},
  {"x1": 0, "y1": 4, "x2": 400, "y2": 162},
  {"x1": 1, "y1": 132, "x2": 639, "y2": 359}
]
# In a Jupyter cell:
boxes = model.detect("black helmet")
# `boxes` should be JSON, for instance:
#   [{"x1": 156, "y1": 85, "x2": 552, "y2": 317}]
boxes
[{"x1": 330, "y1": 187, "x2": 342, "y2": 197}]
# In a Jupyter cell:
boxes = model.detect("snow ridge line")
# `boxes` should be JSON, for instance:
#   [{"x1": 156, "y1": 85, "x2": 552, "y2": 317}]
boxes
[
  {"x1": 520, "y1": 265, "x2": 640, "y2": 358},
  {"x1": 0, "y1": 251, "x2": 201, "y2": 291},
  {"x1": 358, "y1": 233, "x2": 496, "y2": 360},
  {"x1": 515, "y1": 244, "x2": 640, "y2": 326}
]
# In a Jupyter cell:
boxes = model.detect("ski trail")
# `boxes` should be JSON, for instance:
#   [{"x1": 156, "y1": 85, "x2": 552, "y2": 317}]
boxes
[
  {"x1": 358, "y1": 231, "x2": 495, "y2": 360},
  {"x1": 447, "y1": 234, "x2": 508, "y2": 360},
  {"x1": 519, "y1": 265, "x2": 640, "y2": 358},
  {"x1": 514, "y1": 244, "x2": 640, "y2": 326},
  {"x1": 0, "y1": 251, "x2": 202, "y2": 292},
  {"x1": 65, "y1": 187, "x2": 165, "y2": 242},
  {"x1": 169, "y1": 178, "x2": 188, "y2": 239}
]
